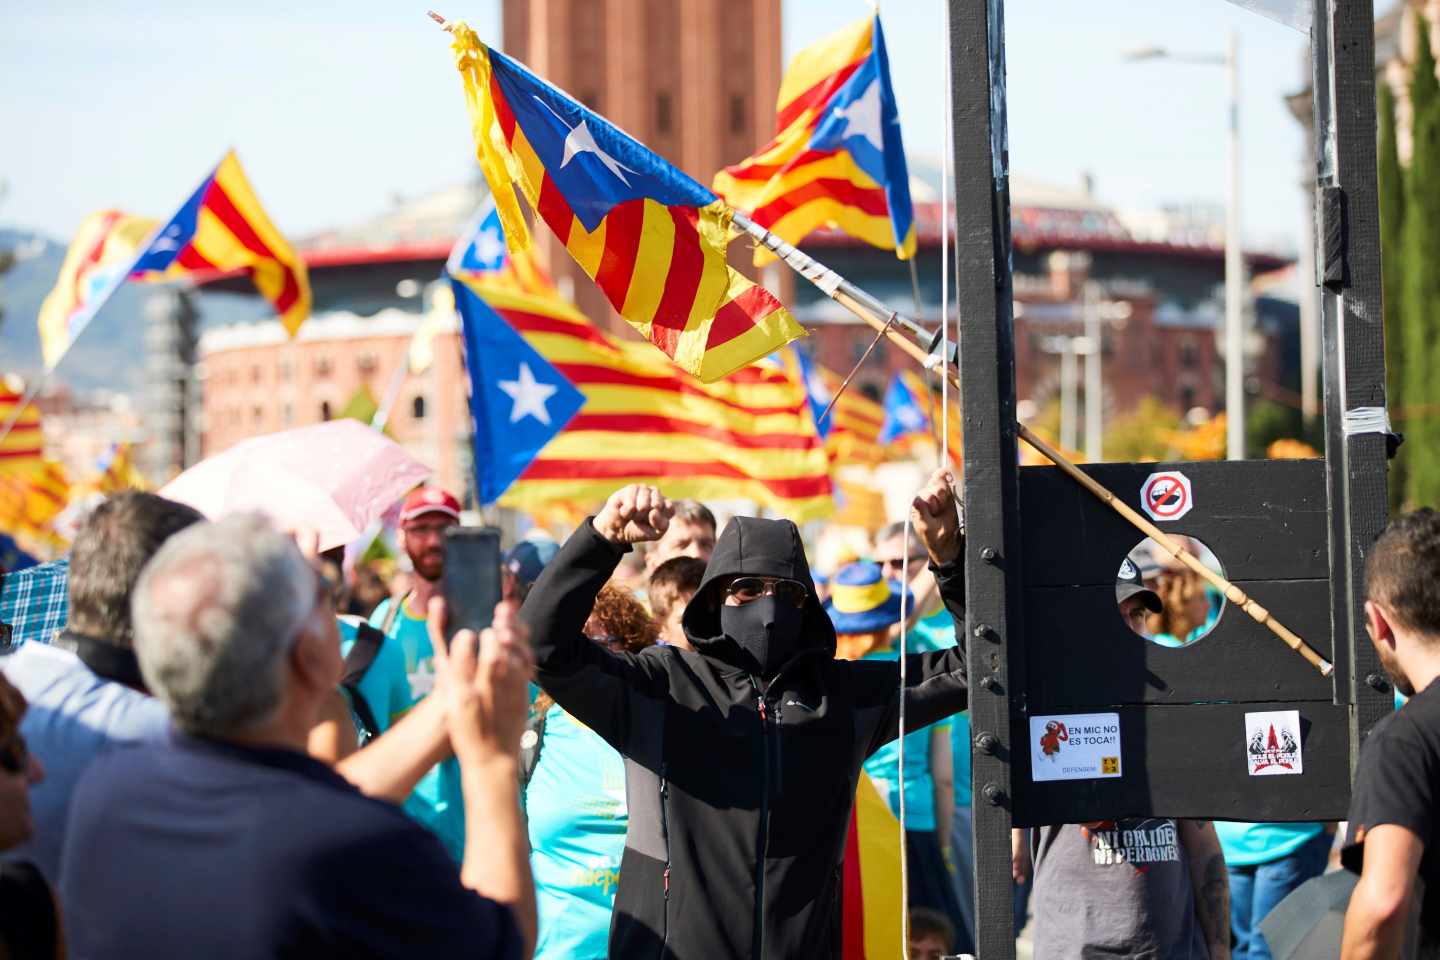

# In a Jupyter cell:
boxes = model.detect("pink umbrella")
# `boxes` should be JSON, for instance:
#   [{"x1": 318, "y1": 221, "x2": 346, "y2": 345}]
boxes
[{"x1": 160, "y1": 420, "x2": 433, "y2": 552}]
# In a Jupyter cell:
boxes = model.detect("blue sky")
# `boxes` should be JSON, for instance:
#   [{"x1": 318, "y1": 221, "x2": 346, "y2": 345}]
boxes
[{"x1": 1, "y1": 1, "x2": 1312, "y2": 253}]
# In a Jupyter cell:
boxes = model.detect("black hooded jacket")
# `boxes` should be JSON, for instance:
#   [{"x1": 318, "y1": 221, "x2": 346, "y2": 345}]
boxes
[{"x1": 520, "y1": 515, "x2": 969, "y2": 960}]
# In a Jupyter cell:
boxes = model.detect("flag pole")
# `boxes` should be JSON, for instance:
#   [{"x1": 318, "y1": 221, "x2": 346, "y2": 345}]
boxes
[{"x1": 813, "y1": 280, "x2": 1334, "y2": 677}]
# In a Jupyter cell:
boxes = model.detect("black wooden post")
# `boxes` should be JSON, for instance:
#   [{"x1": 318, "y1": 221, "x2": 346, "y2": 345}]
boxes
[
  {"x1": 1310, "y1": 0, "x2": 1393, "y2": 757},
  {"x1": 950, "y1": 1, "x2": 1021, "y2": 956}
]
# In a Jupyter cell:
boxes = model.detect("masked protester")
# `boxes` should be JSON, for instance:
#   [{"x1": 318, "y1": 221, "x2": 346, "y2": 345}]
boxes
[{"x1": 521, "y1": 468, "x2": 968, "y2": 960}]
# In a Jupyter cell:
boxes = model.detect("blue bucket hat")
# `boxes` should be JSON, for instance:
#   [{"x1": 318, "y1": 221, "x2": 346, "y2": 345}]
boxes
[{"x1": 823, "y1": 561, "x2": 913, "y2": 635}]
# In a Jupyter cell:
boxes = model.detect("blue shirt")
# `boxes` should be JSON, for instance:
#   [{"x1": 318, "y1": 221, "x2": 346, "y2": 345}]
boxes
[
  {"x1": 1214, "y1": 821, "x2": 1325, "y2": 867},
  {"x1": 1, "y1": 642, "x2": 169, "y2": 882},
  {"x1": 59, "y1": 733, "x2": 521, "y2": 960},
  {"x1": 951, "y1": 710, "x2": 972, "y2": 808},
  {"x1": 370, "y1": 596, "x2": 465, "y2": 862},
  {"x1": 525, "y1": 706, "x2": 627, "y2": 960},
  {"x1": 860, "y1": 649, "x2": 945, "y2": 831}
]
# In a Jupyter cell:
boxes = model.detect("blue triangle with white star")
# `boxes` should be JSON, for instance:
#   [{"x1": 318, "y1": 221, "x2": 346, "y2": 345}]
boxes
[{"x1": 453, "y1": 278, "x2": 586, "y2": 504}]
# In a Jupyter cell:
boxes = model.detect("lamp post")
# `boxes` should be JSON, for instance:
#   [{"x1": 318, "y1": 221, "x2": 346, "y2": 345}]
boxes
[{"x1": 1125, "y1": 32, "x2": 1246, "y2": 460}]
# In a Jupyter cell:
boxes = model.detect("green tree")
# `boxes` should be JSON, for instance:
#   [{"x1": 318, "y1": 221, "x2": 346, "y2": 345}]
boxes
[
  {"x1": 1102, "y1": 396, "x2": 1184, "y2": 462},
  {"x1": 1405, "y1": 31, "x2": 1440, "y2": 507},
  {"x1": 1379, "y1": 79, "x2": 1406, "y2": 507}
]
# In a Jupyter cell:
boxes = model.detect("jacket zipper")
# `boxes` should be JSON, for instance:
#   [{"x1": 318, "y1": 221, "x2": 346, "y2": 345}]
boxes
[
  {"x1": 659, "y1": 762, "x2": 671, "y2": 957},
  {"x1": 751, "y1": 675, "x2": 770, "y2": 960}
]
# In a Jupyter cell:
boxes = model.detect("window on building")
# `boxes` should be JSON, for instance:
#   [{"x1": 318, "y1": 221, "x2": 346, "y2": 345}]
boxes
[
  {"x1": 729, "y1": 94, "x2": 747, "y2": 135},
  {"x1": 250, "y1": 365, "x2": 262, "y2": 384},
  {"x1": 1179, "y1": 384, "x2": 1197, "y2": 412},
  {"x1": 1179, "y1": 338, "x2": 1199, "y2": 370},
  {"x1": 656, "y1": 93, "x2": 672, "y2": 134},
  {"x1": 281, "y1": 403, "x2": 293, "y2": 427},
  {"x1": 358, "y1": 352, "x2": 378, "y2": 375},
  {"x1": 412, "y1": 395, "x2": 427, "y2": 421},
  {"x1": 252, "y1": 405, "x2": 264, "y2": 424},
  {"x1": 580, "y1": 90, "x2": 599, "y2": 110},
  {"x1": 315, "y1": 356, "x2": 333, "y2": 378},
  {"x1": 278, "y1": 358, "x2": 292, "y2": 383},
  {"x1": 320, "y1": 401, "x2": 332, "y2": 421}
]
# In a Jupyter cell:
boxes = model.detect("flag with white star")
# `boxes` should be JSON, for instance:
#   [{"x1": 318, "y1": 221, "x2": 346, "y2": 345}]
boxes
[
  {"x1": 453, "y1": 278, "x2": 585, "y2": 504},
  {"x1": 446, "y1": 23, "x2": 804, "y2": 382},
  {"x1": 712, "y1": 14, "x2": 916, "y2": 265}
]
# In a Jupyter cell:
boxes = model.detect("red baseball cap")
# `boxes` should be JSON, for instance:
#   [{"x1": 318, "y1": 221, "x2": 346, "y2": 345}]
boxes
[{"x1": 399, "y1": 487, "x2": 462, "y2": 524}]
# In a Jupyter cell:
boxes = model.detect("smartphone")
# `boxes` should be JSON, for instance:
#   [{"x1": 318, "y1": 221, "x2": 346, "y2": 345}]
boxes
[{"x1": 442, "y1": 526, "x2": 503, "y2": 637}]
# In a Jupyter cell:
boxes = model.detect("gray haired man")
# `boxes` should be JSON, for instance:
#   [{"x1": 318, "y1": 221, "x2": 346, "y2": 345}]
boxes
[{"x1": 58, "y1": 515, "x2": 537, "y2": 960}]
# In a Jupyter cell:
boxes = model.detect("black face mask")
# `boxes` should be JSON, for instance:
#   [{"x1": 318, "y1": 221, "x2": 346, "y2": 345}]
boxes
[{"x1": 721, "y1": 596, "x2": 806, "y2": 678}]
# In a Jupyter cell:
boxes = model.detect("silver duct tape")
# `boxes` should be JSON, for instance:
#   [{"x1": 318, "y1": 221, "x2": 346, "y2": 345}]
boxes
[
  {"x1": 1219, "y1": 0, "x2": 1311, "y2": 33},
  {"x1": 1342, "y1": 406, "x2": 1393, "y2": 437}
]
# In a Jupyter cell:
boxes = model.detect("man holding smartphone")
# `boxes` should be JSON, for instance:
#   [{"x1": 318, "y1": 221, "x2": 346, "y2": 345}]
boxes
[
  {"x1": 521, "y1": 469, "x2": 968, "y2": 960},
  {"x1": 369, "y1": 486, "x2": 466, "y2": 861}
]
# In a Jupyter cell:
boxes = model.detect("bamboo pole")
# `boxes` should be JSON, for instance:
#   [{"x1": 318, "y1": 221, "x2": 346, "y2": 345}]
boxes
[{"x1": 830, "y1": 283, "x2": 1336, "y2": 678}]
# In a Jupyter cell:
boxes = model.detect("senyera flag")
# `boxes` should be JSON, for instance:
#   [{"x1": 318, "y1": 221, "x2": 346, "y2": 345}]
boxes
[
  {"x1": 447, "y1": 23, "x2": 804, "y2": 382},
  {"x1": 713, "y1": 13, "x2": 916, "y2": 266},
  {"x1": 37, "y1": 151, "x2": 310, "y2": 370},
  {"x1": 453, "y1": 275, "x2": 833, "y2": 520}
]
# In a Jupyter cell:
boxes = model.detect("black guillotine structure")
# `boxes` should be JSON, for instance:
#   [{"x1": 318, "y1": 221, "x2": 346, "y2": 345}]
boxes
[{"x1": 948, "y1": 1, "x2": 1396, "y2": 955}]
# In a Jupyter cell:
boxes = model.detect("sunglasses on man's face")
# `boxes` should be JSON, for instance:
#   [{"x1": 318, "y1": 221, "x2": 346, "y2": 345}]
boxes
[
  {"x1": 879, "y1": 555, "x2": 927, "y2": 572},
  {"x1": 724, "y1": 576, "x2": 808, "y2": 608}
]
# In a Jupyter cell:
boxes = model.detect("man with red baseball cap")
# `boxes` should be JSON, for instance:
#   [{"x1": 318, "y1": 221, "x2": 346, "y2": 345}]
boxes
[{"x1": 368, "y1": 486, "x2": 466, "y2": 860}]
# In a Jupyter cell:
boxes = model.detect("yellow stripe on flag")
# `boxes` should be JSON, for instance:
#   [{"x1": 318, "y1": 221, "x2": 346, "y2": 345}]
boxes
[{"x1": 774, "y1": 15, "x2": 872, "y2": 119}]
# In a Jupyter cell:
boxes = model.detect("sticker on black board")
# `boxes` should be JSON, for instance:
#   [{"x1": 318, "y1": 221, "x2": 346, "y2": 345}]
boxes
[
  {"x1": 1245, "y1": 710, "x2": 1303, "y2": 776},
  {"x1": 1140, "y1": 471, "x2": 1194, "y2": 522},
  {"x1": 1030, "y1": 712, "x2": 1123, "y2": 782}
]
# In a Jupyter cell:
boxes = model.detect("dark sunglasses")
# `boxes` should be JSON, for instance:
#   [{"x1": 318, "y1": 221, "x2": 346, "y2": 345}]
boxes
[
  {"x1": 724, "y1": 576, "x2": 808, "y2": 608},
  {"x1": 879, "y1": 555, "x2": 927, "y2": 571}
]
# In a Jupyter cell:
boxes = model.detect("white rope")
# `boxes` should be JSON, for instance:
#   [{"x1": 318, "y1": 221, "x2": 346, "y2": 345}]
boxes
[
  {"x1": 898, "y1": 521, "x2": 912, "y2": 960},
  {"x1": 939, "y1": 5, "x2": 955, "y2": 469}
]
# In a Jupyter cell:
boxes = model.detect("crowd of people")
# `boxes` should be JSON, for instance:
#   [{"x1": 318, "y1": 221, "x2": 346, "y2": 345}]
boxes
[{"x1": 0, "y1": 471, "x2": 1437, "y2": 959}]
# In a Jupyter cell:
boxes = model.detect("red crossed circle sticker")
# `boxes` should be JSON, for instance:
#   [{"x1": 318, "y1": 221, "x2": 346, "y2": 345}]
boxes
[{"x1": 1140, "y1": 471, "x2": 1192, "y2": 521}]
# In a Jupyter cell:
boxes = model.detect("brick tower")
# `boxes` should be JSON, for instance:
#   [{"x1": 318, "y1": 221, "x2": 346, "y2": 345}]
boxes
[{"x1": 501, "y1": 0, "x2": 783, "y2": 333}]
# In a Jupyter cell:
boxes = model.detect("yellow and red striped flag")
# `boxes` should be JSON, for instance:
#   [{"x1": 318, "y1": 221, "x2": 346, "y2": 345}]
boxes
[
  {"x1": 817, "y1": 367, "x2": 889, "y2": 467},
  {"x1": 0, "y1": 382, "x2": 43, "y2": 478},
  {"x1": 94, "y1": 443, "x2": 147, "y2": 494},
  {"x1": 447, "y1": 23, "x2": 804, "y2": 382},
  {"x1": 465, "y1": 281, "x2": 833, "y2": 520},
  {"x1": 714, "y1": 14, "x2": 916, "y2": 265},
  {"x1": 841, "y1": 773, "x2": 904, "y2": 958}
]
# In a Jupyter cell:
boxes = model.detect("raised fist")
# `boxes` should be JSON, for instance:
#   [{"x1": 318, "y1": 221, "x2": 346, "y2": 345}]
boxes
[
  {"x1": 593, "y1": 484, "x2": 673, "y2": 546},
  {"x1": 911, "y1": 468, "x2": 963, "y2": 566}
]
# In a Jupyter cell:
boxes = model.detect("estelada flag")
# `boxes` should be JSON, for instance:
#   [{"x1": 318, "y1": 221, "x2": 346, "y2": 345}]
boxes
[
  {"x1": 841, "y1": 773, "x2": 904, "y2": 958},
  {"x1": 38, "y1": 151, "x2": 309, "y2": 370},
  {"x1": 446, "y1": 22, "x2": 804, "y2": 382},
  {"x1": 454, "y1": 276, "x2": 833, "y2": 520},
  {"x1": 714, "y1": 14, "x2": 916, "y2": 265}
]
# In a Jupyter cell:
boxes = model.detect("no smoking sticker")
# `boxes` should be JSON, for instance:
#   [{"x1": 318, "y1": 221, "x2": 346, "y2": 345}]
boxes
[{"x1": 1140, "y1": 471, "x2": 1194, "y2": 522}]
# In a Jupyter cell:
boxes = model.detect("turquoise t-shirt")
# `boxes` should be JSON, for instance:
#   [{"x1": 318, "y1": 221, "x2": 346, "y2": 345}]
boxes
[
  {"x1": 908, "y1": 603, "x2": 957, "y2": 653},
  {"x1": 336, "y1": 615, "x2": 412, "y2": 738},
  {"x1": 951, "y1": 709, "x2": 972, "y2": 808},
  {"x1": 525, "y1": 706, "x2": 627, "y2": 960},
  {"x1": 1214, "y1": 821, "x2": 1325, "y2": 867},
  {"x1": 369, "y1": 596, "x2": 465, "y2": 863},
  {"x1": 860, "y1": 649, "x2": 945, "y2": 831}
]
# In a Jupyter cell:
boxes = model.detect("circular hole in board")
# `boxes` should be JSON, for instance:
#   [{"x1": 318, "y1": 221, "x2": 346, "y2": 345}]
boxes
[{"x1": 1115, "y1": 535, "x2": 1226, "y2": 648}]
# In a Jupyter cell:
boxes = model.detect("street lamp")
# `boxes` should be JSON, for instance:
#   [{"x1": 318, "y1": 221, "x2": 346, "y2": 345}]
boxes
[{"x1": 1124, "y1": 32, "x2": 1246, "y2": 461}]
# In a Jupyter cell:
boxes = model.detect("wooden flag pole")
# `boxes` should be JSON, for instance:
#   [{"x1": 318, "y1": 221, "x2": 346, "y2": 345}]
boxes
[{"x1": 823, "y1": 281, "x2": 1335, "y2": 678}]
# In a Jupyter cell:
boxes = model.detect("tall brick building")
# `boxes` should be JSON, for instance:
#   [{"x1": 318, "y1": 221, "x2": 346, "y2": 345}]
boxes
[{"x1": 500, "y1": 0, "x2": 783, "y2": 330}]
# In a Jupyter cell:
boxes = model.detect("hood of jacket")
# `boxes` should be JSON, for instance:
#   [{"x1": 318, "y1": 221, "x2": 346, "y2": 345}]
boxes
[{"x1": 681, "y1": 515, "x2": 835, "y2": 669}]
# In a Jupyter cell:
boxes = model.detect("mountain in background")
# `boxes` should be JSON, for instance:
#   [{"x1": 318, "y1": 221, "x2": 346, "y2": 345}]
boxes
[{"x1": 0, "y1": 227, "x2": 267, "y2": 396}]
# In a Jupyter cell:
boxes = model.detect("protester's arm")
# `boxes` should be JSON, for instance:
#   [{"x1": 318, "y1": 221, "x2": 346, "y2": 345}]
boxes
[
  {"x1": 1180, "y1": 819, "x2": 1230, "y2": 960},
  {"x1": 433, "y1": 598, "x2": 537, "y2": 959},
  {"x1": 1341, "y1": 824, "x2": 1422, "y2": 960},
  {"x1": 930, "y1": 725, "x2": 954, "y2": 853},
  {"x1": 1012, "y1": 827, "x2": 1031, "y2": 884},
  {"x1": 853, "y1": 469, "x2": 969, "y2": 754},
  {"x1": 333, "y1": 694, "x2": 450, "y2": 802},
  {"x1": 308, "y1": 688, "x2": 360, "y2": 764},
  {"x1": 519, "y1": 485, "x2": 672, "y2": 752}
]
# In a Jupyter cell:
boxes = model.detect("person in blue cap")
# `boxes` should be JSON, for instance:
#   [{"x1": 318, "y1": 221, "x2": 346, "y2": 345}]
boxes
[
  {"x1": 504, "y1": 537, "x2": 560, "y2": 604},
  {"x1": 827, "y1": 560, "x2": 966, "y2": 952}
]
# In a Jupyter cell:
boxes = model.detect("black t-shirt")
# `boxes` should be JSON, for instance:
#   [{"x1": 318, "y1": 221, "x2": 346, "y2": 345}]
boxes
[
  {"x1": 0, "y1": 860, "x2": 57, "y2": 958},
  {"x1": 1344, "y1": 678, "x2": 1440, "y2": 937},
  {"x1": 59, "y1": 733, "x2": 522, "y2": 960}
]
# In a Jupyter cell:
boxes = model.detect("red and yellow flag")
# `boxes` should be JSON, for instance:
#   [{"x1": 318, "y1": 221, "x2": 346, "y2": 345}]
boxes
[
  {"x1": 0, "y1": 382, "x2": 43, "y2": 478},
  {"x1": 714, "y1": 14, "x2": 917, "y2": 265},
  {"x1": 467, "y1": 282, "x2": 833, "y2": 520},
  {"x1": 841, "y1": 773, "x2": 904, "y2": 958},
  {"x1": 448, "y1": 23, "x2": 804, "y2": 382}
]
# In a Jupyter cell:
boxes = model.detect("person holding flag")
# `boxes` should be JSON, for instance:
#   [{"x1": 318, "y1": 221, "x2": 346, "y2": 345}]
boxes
[{"x1": 520, "y1": 468, "x2": 968, "y2": 960}]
